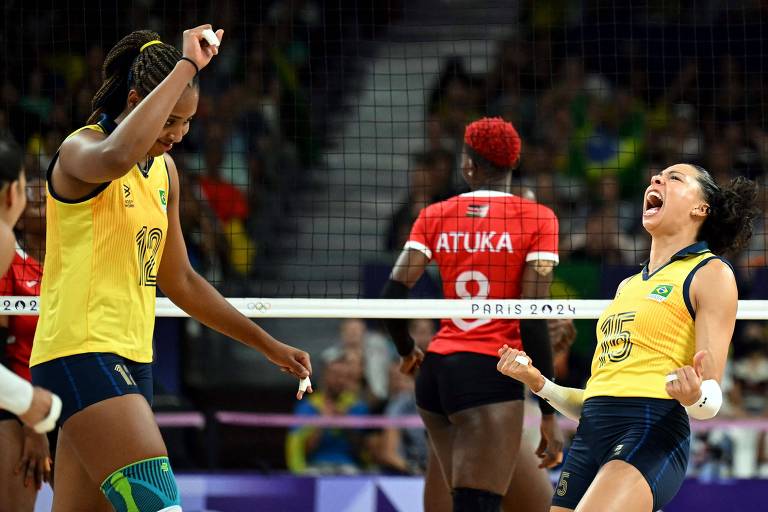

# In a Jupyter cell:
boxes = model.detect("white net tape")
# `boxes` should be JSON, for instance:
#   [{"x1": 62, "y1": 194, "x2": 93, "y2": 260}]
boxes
[{"x1": 2, "y1": 296, "x2": 768, "y2": 319}]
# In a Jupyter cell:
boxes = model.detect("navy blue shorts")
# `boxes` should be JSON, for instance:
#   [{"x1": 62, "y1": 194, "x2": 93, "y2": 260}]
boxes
[
  {"x1": 552, "y1": 396, "x2": 690, "y2": 511},
  {"x1": 415, "y1": 352, "x2": 524, "y2": 416},
  {"x1": 31, "y1": 352, "x2": 153, "y2": 428}
]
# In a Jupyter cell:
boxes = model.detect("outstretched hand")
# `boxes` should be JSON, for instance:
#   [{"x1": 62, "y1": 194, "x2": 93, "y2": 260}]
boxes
[{"x1": 267, "y1": 341, "x2": 313, "y2": 398}]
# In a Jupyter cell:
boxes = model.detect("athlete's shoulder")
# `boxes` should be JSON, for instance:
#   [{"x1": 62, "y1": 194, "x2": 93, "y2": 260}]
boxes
[
  {"x1": 418, "y1": 194, "x2": 461, "y2": 218},
  {"x1": 519, "y1": 197, "x2": 557, "y2": 218},
  {"x1": 63, "y1": 123, "x2": 106, "y2": 143}
]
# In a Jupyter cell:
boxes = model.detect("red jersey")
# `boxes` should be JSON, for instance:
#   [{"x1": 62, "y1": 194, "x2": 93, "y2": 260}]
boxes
[
  {"x1": 0, "y1": 247, "x2": 42, "y2": 381},
  {"x1": 405, "y1": 191, "x2": 559, "y2": 357}
]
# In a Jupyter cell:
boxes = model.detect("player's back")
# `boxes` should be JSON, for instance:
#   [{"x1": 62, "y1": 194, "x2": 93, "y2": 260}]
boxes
[{"x1": 405, "y1": 190, "x2": 559, "y2": 356}]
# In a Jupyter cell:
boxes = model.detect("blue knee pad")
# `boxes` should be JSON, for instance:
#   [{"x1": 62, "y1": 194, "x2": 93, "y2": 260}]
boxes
[{"x1": 101, "y1": 456, "x2": 181, "y2": 512}]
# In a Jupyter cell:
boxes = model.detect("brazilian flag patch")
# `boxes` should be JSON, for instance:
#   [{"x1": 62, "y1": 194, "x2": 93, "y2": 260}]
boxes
[
  {"x1": 648, "y1": 284, "x2": 674, "y2": 302},
  {"x1": 158, "y1": 189, "x2": 167, "y2": 212}
]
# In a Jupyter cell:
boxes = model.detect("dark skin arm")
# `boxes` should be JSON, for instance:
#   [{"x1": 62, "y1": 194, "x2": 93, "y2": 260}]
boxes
[
  {"x1": 157, "y1": 155, "x2": 312, "y2": 381},
  {"x1": 388, "y1": 248, "x2": 431, "y2": 373},
  {"x1": 52, "y1": 25, "x2": 222, "y2": 195},
  {"x1": 389, "y1": 249, "x2": 564, "y2": 468},
  {"x1": 518, "y1": 261, "x2": 564, "y2": 469}
]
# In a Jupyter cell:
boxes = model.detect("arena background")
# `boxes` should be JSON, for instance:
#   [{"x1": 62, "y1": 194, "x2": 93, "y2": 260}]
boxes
[{"x1": 3, "y1": 0, "x2": 768, "y2": 510}]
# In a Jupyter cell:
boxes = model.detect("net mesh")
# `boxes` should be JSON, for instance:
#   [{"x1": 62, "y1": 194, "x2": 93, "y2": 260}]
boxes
[
  {"x1": 2, "y1": 1, "x2": 767, "y2": 298},
  {"x1": 2, "y1": 0, "x2": 768, "y2": 478}
]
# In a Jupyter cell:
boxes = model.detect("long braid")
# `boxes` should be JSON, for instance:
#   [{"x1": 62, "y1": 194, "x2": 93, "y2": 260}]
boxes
[{"x1": 87, "y1": 30, "x2": 194, "y2": 124}]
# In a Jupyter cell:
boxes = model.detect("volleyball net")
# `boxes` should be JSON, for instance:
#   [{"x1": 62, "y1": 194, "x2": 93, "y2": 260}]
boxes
[{"x1": 3, "y1": 0, "x2": 768, "y2": 479}]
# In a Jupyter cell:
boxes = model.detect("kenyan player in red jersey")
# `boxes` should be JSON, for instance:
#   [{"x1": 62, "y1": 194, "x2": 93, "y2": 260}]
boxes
[
  {"x1": 382, "y1": 118, "x2": 564, "y2": 512},
  {"x1": 0, "y1": 177, "x2": 52, "y2": 510}
]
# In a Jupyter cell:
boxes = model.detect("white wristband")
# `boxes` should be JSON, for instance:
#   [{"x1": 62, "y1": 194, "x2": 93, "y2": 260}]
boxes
[
  {"x1": 0, "y1": 364, "x2": 33, "y2": 416},
  {"x1": 33, "y1": 393, "x2": 62, "y2": 434},
  {"x1": 684, "y1": 379, "x2": 722, "y2": 420}
]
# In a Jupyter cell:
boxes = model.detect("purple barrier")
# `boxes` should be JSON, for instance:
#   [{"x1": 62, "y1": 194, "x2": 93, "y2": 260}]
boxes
[
  {"x1": 34, "y1": 474, "x2": 768, "y2": 511},
  {"x1": 665, "y1": 479, "x2": 768, "y2": 511},
  {"x1": 214, "y1": 411, "x2": 768, "y2": 432}
]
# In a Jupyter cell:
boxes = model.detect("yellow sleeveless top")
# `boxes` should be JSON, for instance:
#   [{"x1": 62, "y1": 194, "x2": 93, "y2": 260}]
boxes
[
  {"x1": 31, "y1": 121, "x2": 169, "y2": 365},
  {"x1": 583, "y1": 242, "x2": 726, "y2": 400}
]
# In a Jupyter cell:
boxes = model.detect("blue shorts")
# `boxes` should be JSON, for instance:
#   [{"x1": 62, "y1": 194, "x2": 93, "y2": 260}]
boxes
[
  {"x1": 552, "y1": 396, "x2": 690, "y2": 511},
  {"x1": 31, "y1": 352, "x2": 153, "y2": 428}
]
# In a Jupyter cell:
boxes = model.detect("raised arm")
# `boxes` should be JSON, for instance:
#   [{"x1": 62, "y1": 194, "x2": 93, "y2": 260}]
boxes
[{"x1": 54, "y1": 26, "x2": 221, "y2": 185}]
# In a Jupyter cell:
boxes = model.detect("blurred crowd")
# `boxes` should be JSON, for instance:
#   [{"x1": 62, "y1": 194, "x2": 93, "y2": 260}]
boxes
[
  {"x1": 380, "y1": 3, "x2": 768, "y2": 480},
  {"x1": 3, "y1": 0, "x2": 768, "y2": 478},
  {"x1": 1, "y1": 0, "x2": 398, "y2": 290}
]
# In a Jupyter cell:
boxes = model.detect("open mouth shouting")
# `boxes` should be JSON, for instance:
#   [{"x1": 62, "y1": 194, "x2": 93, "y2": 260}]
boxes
[{"x1": 644, "y1": 189, "x2": 664, "y2": 217}]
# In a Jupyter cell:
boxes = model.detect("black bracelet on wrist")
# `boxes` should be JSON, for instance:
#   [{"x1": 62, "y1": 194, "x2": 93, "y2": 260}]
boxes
[{"x1": 179, "y1": 57, "x2": 199, "y2": 76}]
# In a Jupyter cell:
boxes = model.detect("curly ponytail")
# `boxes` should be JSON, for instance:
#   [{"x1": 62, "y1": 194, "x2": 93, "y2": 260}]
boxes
[
  {"x1": 87, "y1": 30, "x2": 192, "y2": 124},
  {"x1": 694, "y1": 166, "x2": 760, "y2": 257}
]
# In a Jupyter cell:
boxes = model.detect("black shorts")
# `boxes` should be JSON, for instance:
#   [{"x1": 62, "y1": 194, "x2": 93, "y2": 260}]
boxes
[
  {"x1": 415, "y1": 351, "x2": 524, "y2": 416},
  {"x1": 552, "y1": 396, "x2": 690, "y2": 511},
  {"x1": 31, "y1": 352, "x2": 153, "y2": 429}
]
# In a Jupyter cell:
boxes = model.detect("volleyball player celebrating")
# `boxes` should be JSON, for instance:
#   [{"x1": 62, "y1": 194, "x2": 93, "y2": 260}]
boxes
[
  {"x1": 0, "y1": 178, "x2": 51, "y2": 510},
  {"x1": 29, "y1": 26, "x2": 311, "y2": 511},
  {"x1": 498, "y1": 164, "x2": 758, "y2": 512},
  {"x1": 383, "y1": 117, "x2": 563, "y2": 512},
  {"x1": 0, "y1": 136, "x2": 60, "y2": 435}
]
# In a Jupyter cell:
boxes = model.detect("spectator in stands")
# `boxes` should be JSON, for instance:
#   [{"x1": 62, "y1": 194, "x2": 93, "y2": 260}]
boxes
[
  {"x1": 176, "y1": 155, "x2": 229, "y2": 282},
  {"x1": 656, "y1": 103, "x2": 703, "y2": 163},
  {"x1": 428, "y1": 57, "x2": 480, "y2": 140},
  {"x1": 728, "y1": 322, "x2": 768, "y2": 417},
  {"x1": 371, "y1": 319, "x2": 436, "y2": 474},
  {"x1": 386, "y1": 150, "x2": 456, "y2": 252},
  {"x1": 372, "y1": 361, "x2": 428, "y2": 474},
  {"x1": 321, "y1": 319, "x2": 393, "y2": 403},
  {"x1": 199, "y1": 122, "x2": 256, "y2": 275},
  {"x1": 565, "y1": 206, "x2": 635, "y2": 265},
  {"x1": 286, "y1": 356, "x2": 369, "y2": 475}
]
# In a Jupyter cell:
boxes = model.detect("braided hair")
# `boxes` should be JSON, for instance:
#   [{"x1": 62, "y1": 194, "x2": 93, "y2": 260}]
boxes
[
  {"x1": 87, "y1": 30, "x2": 196, "y2": 124},
  {"x1": 692, "y1": 165, "x2": 760, "y2": 257}
]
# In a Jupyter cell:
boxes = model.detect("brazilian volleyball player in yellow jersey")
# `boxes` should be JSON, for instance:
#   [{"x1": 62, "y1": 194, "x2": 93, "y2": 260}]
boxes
[
  {"x1": 29, "y1": 26, "x2": 312, "y2": 511},
  {"x1": 498, "y1": 163, "x2": 759, "y2": 512}
]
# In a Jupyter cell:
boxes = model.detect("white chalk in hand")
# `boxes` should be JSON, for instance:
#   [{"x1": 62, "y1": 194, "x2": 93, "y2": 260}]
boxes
[
  {"x1": 202, "y1": 29, "x2": 220, "y2": 47},
  {"x1": 666, "y1": 373, "x2": 679, "y2": 383},
  {"x1": 514, "y1": 355, "x2": 530, "y2": 366}
]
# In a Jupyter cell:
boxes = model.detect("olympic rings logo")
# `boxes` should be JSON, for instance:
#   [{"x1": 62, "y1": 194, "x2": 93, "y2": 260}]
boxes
[{"x1": 247, "y1": 301, "x2": 272, "y2": 314}]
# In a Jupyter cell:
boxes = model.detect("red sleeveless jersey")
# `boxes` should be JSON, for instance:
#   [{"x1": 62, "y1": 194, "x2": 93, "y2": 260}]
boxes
[
  {"x1": 405, "y1": 191, "x2": 559, "y2": 357},
  {"x1": 0, "y1": 247, "x2": 42, "y2": 381}
]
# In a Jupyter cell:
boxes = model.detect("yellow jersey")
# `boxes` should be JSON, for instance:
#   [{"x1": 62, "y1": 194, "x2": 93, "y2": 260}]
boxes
[
  {"x1": 31, "y1": 120, "x2": 169, "y2": 365},
  {"x1": 583, "y1": 242, "x2": 726, "y2": 400}
]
